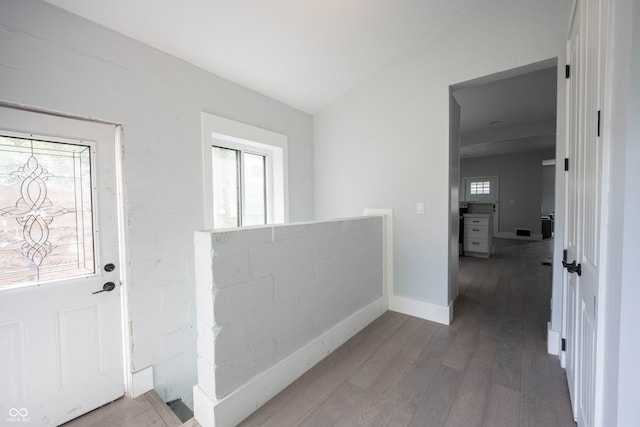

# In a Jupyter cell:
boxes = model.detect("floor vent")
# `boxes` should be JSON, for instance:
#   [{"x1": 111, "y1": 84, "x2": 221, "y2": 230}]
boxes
[{"x1": 515, "y1": 228, "x2": 532, "y2": 237}]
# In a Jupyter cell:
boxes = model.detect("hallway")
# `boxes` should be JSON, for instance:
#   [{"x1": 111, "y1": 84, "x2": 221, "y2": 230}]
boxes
[{"x1": 239, "y1": 238, "x2": 576, "y2": 426}]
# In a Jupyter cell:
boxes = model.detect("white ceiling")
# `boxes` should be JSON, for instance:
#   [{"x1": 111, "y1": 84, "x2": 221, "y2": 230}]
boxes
[
  {"x1": 40, "y1": 0, "x2": 558, "y2": 157},
  {"x1": 454, "y1": 67, "x2": 557, "y2": 134},
  {"x1": 42, "y1": 0, "x2": 474, "y2": 114},
  {"x1": 454, "y1": 66, "x2": 558, "y2": 157}
]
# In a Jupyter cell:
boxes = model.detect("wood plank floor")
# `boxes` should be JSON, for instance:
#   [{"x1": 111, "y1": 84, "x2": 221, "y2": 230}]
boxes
[
  {"x1": 61, "y1": 391, "x2": 183, "y2": 427},
  {"x1": 238, "y1": 238, "x2": 576, "y2": 427}
]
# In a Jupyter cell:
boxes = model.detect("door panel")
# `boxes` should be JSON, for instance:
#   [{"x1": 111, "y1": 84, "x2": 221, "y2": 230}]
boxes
[
  {"x1": 579, "y1": 300, "x2": 597, "y2": 427},
  {"x1": 565, "y1": 7, "x2": 582, "y2": 412},
  {"x1": 57, "y1": 304, "x2": 104, "y2": 388},
  {"x1": 0, "y1": 106, "x2": 123, "y2": 426},
  {"x1": 576, "y1": 0, "x2": 603, "y2": 424},
  {"x1": 564, "y1": 0, "x2": 605, "y2": 425}
]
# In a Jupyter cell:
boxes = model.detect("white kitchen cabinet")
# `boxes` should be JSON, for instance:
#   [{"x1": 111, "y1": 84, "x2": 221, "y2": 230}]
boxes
[{"x1": 463, "y1": 214, "x2": 493, "y2": 258}]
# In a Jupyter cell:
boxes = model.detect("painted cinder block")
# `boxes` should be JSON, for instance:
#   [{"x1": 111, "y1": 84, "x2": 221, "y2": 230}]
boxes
[
  {"x1": 195, "y1": 282, "x2": 215, "y2": 327},
  {"x1": 211, "y1": 227, "x2": 272, "y2": 288},
  {"x1": 273, "y1": 263, "x2": 318, "y2": 301},
  {"x1": 214, "y1": 360, "x2": 253, "y2": 399},
  {"x1": 196, "y1": 355, "x2": 216, "y2": 399},
  {"x1": 272, "y1": 222, "x2": 310, "y2": 241},
  {"x1": 309, "y1": 220, "x2": 343, "y2": 234},
  {"x1": 165, "y1": 324, "x2": 194, "y2": 359},
  {"x1": 248, "y1": 241, "x2": 275, "y2": 279},
  {"x1": 194, "y1": 231, "x2": 216, "y2": 327},
  {"x1": 211, "y1": 244, "x2": 250, "y2": 288},
  {"x1": 194, "y1": 231, "x2": 215, "y2": 286},
  {"x1": 213, "y1": 321, "x2": 247, "y2": 366},
  {"x1": 196, "y1": 217, "x2": 385, "y2": 401},
  {"x1": 212, "y1": 227, "x2": 272, "y2": 250},
  {"x1": 154, "y1": 350, "x2": 197, "y2": 406},
  {"x1": 196, "y1": 320, "x2": 216, "y2": 364},
  {"x1": 215, "y1": 335, "x2": 277, "y2": 398},
  {"x1": 213, "y1": 275, "x2": 275, "y2": 325},
  {"x1": 270, "y1": 238, "x2": 316, "y2": 272},
  {"x1": 245, "y1": 338, "x2": 277, "y2": 379}
]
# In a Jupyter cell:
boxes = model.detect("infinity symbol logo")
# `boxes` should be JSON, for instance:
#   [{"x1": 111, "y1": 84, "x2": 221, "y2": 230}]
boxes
[{"x1": 8, "y1": 408, "x2": 28, "y2": 417}]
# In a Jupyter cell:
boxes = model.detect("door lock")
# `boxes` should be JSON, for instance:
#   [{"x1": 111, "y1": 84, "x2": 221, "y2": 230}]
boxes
[
  {"x1": 104, "y1": 263, "x2": 116, "y2": 272},
  {"x1": 562, "y1": 259, "x2": 582, "y2": 276},
  {"x1": 93, "y1": 282, "x2": 116, "y2": 294}
]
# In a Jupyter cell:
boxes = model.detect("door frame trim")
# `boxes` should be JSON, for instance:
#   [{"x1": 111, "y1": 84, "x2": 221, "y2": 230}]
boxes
[{"x1": 114, "y1": 125, "x2": 138, "y2": 397}]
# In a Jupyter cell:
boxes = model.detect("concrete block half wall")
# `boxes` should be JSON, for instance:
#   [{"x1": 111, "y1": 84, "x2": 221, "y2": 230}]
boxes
[{"x1": 193, "y1": 216, "x2": 387, "y2": 427}]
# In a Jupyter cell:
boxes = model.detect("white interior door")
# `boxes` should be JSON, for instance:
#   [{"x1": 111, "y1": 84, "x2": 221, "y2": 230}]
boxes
[
  {"x1": 564, "y1": 0, "x2": 604, "y2": 425},
  {"x1": 0, "y1": 107, "x2": 124, "y2": 425},
  {"x1": 564, "y1": 6, "x2": 582, "y2": 414}
]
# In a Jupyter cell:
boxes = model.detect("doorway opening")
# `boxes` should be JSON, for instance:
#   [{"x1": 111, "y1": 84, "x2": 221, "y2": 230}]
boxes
[{"x1": 448, "y1": 59, "x2": 563, "y2": 349}]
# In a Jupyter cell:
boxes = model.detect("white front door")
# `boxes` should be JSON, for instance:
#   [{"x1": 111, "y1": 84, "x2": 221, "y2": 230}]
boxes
[
  {"x1": 564, "y1": 0, "x2": 605, "y2": 425},
  {"x1": 0, "y1": 107, "x2": 124, "y2": 425}
]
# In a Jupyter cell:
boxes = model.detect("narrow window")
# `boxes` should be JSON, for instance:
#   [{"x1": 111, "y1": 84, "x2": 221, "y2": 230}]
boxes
[
  {"x1": 211, "y1": 146, "x2": 268, "y2": 228},
  {"x1": 242, "y1": 152, "x2": 267, "y2": 226},
  {"x1": 212, "y1": 146, "x2": 240, "y2": 228}
]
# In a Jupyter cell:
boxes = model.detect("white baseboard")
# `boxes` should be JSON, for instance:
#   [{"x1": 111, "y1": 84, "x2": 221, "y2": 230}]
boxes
[
  {"x1": 130, "y1": 366, "x2": 154, "y2": 398},
  {"x1": 193, "y1": 385, "x2": 216, "y2": 427},
  {"x1": 363, "y1": 208, "x2": 452, "y2": 326},
  {"x1": 389, "y1": 294, "x2": 452, "y2": 325},
  {"x1": 495, "y1": 232, "x2": 543, "y2": 241},
  {"x1": 547, "y1": 323, "x2": 561, "y2": 356},
  {"x1": 194, "y1": 296, "x2": 387, "y2": 427}
]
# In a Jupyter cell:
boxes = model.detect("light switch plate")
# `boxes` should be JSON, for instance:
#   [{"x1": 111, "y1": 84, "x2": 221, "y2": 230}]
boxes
[{"x1": 416, "y1": 202, "x2": 425, "y2": 214}]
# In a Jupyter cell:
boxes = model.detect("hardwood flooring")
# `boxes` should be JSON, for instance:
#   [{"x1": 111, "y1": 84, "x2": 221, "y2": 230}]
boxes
[
  {"x1": 61, "y1": 391, "x2": 183, "y2": 427},
  {"x1": 62, "y1": 238, "x2": 574, "y2": 427},
  {"x1": 239, "y1": 238, "x2": 576, "y2": 427}
]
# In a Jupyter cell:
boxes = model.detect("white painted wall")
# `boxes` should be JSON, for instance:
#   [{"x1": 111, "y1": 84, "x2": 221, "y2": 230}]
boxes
[
  {"x1": 541, "y1": 163, "x2": 556, "y2": 216},
  {"x1": 600, "y1": 0, "x2": 640, "y2": 423},
  {"x1": 193, "y1": 217, "x2": 384, "y2": 426},
  {"x1": 314, "y1": 0, "x2": 571, "y2": 310},
  {"x1": 448, "y1": 94, "x2": 460, "y2": 303},
  {"x1": 461, "y1": 148, "x2": 555, "y2": 235},
  {"x1": 0, "y1": 0, "x2": 314, "y2": 408},
  {"x1": 615, "y1": 0, "x2": 640, "y2": 418}
]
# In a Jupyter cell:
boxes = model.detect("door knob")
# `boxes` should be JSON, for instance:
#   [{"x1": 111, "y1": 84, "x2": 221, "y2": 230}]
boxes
[
  {"x1": 562, "y1": 259, "x2": 582, "y2": 276},
  {"x1": 93, "y1": 282, "x2": 116, "y2": 294}
]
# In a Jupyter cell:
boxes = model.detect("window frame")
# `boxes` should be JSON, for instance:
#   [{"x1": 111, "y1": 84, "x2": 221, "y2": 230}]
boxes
[
  {"x1": 201, "y1": 113, "x2": 288, "y2": 229},
  {"x1": 462, "y1": 176, "x2": 499, "y2": 203},
  {"x1": 212, "y1": 142, "x2": 270, "y2": 227},
  {"x1": 470, "y1": 180, "x2": 491, "y2": 195},
  {"x1": 0, "y1": 130, "x2": 100, "y2": 288}
]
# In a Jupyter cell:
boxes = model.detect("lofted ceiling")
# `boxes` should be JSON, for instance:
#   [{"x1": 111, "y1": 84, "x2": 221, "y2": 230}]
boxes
[
  {"x1": 42, "y1": 0, "x2": 475, "y2": 114},
  {"x1": 40, "y1": 0, "x2": 558, "y2": 158}
]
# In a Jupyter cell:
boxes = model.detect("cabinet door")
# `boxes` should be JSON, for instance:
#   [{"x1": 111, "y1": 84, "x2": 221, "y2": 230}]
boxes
[
  {"x1": 464, "y1": 217, "x2": 489, "y2": 226},
  {"x1": 465, "y1": 224, "x2": 488, "y2": 239},
  {"x1": 464, "y1": 238, "x2": 488, "y2": 253}
]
